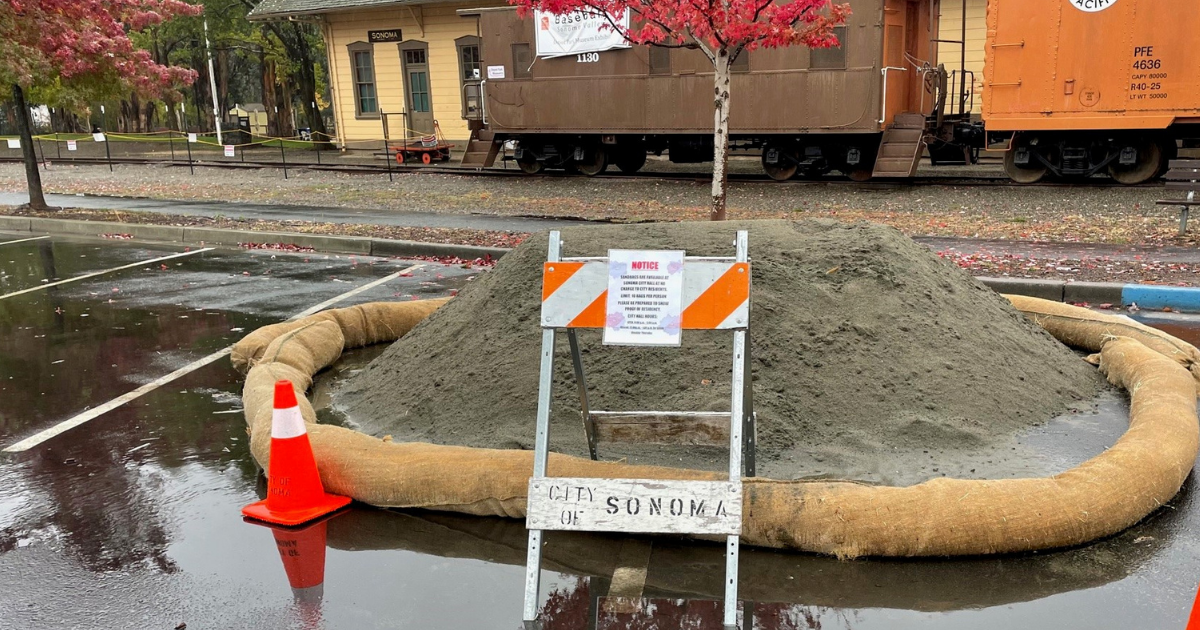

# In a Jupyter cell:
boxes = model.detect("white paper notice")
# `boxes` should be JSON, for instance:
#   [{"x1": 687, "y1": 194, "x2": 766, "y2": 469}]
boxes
[
  {"x1": 187, "y1": 133, "x2": 197, "y2": 143},
  {"x1": 224, "y1": 144, "x2": 235, "y2": 157},
  {"x1": 6, "y1": 139, "x2": 18, "y2": 149},
  {"x1": 603, "y1": 249, "x2": 685, "y2": 346},
  {"x1": 487, "y1": 65, "x2": 506, "y2": 79},
  {"x1": 92, "y1": 132, "x2": 105, "y2": 142},
  {"x1": 66, "y1": 140, "x2": 77, "y2": 151}
]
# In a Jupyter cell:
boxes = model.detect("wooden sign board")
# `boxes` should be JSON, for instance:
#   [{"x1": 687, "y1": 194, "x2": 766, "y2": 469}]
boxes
[
  {"x1": 527, "y1": 478, "x2": 741, "y2": 535},
  {"x1": 368, "y1": 29, "x2": 403, "y2": 43}
]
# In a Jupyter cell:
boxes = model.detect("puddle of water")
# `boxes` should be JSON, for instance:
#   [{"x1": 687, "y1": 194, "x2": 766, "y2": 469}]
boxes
[
  {"x1": 0, "y1": 238, "x2": 182, "y2": 294},
  {"x1": 1, "y1": 245, "x2": 1198, "y2": 630}
]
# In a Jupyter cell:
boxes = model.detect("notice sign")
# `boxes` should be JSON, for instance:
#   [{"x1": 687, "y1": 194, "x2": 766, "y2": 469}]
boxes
[
  {"x1": 92, "y1": 132, "x2": 105, "y2": 142},
  {"x1": 5, "y1": 139, "x2": 18, "y2": 149},
  {"x1": 603, "y1": 249, "x2": 684, "y2": 346},
  {"x1": 487, "y1": 65, "x2": 506, "y2": 79},
  {"x1": 527, "y1": 478, "x2": 742, "y2": 535},
  {"x1": 224, "y1": 144, "x2": 235, "y2": 157},
  {"x1": 187, "y1": 133, "x2": 197, "y2": 143},
  {"x1": 534, "y1": 8, "x2": 630, "y2": 58},
  {"x1": 66, "y1": 140, "x2": 77, "y2": 151}
]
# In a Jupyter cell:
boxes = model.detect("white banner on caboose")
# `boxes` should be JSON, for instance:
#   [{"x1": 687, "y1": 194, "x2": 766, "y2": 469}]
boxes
[{"x1": 534, "y1": 9, "x2": 630, "y2": 58}]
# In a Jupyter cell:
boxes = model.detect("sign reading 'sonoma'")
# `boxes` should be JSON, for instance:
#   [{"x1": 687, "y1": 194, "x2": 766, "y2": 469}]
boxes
[
  {"x1": 526, "y1": 478, "x2": 742, "y2": 535},
  {"x1": 534, "y1": 8, "x2": 630, "y2": 58},
  {"x1": 1070, "y1": 0, "x2": 1120, "y2": 12}
]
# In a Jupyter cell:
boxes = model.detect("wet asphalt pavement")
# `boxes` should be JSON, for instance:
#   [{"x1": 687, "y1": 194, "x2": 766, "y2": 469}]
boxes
[{"x1": 1, "y1": 233, "x2": 1200, "y2": 629}]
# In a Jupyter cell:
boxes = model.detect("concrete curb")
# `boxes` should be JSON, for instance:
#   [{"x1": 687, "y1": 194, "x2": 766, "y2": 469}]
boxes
[
  {"x1": 978, "y1": 276, "x2": 1200, "y2": 313},
  {"x1": 0, "y1": 215, "x2": 510, "y2": 260}
]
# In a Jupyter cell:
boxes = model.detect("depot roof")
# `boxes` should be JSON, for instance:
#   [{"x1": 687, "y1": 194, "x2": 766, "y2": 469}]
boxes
[{"x1": 248, "y1": 0, "x2": 456, "y2": 20}]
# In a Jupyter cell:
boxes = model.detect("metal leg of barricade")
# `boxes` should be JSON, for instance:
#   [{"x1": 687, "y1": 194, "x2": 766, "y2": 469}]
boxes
[
  {"x1": 523, "y1": 232, "x2": 562, "y2": 630},
  {"x1": 723, "y1": 231, "x2": 749, "y2": 629},
  {"x1": 567, "y1": 329, "x2": 598, "y2": 460},
  {"x1": 742, "y1": 329, "x2": 756, "y2": 479}
]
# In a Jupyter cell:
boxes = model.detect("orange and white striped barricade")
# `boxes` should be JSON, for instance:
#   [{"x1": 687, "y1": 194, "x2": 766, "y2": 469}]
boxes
[{"x1": 523, "y1": 230, "x2": 752, "y2": 630}]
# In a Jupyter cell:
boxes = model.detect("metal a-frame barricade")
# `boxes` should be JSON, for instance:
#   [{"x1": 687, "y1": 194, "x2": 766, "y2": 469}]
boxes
[{"x1": 523, "y1": 230, "x2": 755, "y2": 630}]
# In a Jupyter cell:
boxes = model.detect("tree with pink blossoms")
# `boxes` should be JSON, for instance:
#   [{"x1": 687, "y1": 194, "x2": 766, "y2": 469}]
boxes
[
  {"x1": 0, "y1": 0, "x2": 202, "y2": 210},
  {"x1": 513, "y1": 0, "x2": 848, "y2": 220}
]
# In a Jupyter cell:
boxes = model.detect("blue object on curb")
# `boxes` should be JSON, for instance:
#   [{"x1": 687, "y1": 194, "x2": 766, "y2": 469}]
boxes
[{"x1": 1122, "y1": 284, "x2": 1200, "y2": 313}]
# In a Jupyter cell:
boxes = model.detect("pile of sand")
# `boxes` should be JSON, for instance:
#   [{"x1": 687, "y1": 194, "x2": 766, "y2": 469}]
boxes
[{"x1": 335, "y1": 220, "x2": 1102, "y2": 483}]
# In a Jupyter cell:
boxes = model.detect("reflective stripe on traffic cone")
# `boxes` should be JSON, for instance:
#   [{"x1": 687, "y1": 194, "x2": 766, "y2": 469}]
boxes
[{"x1": 242, "y1": 380, "x2": 351, "y2": 526}]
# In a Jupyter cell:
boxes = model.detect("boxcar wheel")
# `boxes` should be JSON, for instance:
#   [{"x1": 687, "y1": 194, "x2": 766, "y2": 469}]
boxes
[
  {"x1": 1003, "y1": 137, "x2": 1049, "y2": 184},
  {"x1": 1108, "y1": 140, "x2": 1163, "y2": 186}
]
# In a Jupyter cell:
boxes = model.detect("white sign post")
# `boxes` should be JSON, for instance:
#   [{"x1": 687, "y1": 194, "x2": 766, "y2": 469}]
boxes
[
  {"x1": 524, "y1": 231, "x2": 754, "y2": 630},
  {"x1": 604, "y1": 249, "x2": 684, "y2": 346},
  {"x1": 534, "y1": 9, "x2": 631, "y2": 58}
]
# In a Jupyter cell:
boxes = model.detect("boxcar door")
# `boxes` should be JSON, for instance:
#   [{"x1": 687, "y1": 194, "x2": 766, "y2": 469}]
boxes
[{"x1": 400, "y1": 42, "x2": 435, "y2": 135}]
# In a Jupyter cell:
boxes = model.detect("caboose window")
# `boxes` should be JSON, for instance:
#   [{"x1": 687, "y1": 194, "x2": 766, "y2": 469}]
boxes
[
  {"x1": 348, "y1": 42, "x2": 379, "y2": 118},
  {"x1": 649, "y1": 46, "x2": 671, "y2": 75},
  {"x1": 512, "y1": 43, "x2": 533, "y2": 78},
  {"x1": 810, "y1": 26, "x2": 847, "y2": 70}
]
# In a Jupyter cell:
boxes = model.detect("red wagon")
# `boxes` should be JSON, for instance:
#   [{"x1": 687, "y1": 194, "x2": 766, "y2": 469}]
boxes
[{"x1": 390, "y1": 121, "x2": 454, "y2": 165}]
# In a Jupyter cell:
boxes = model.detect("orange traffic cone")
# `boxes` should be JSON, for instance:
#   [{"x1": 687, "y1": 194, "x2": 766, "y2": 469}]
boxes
[
  {"x1": 242, "y1": 380, "x2": 351, "y2": 526},
  {"x1": 1187, "y1": 582, "x2": 1200, "y2": 630}
]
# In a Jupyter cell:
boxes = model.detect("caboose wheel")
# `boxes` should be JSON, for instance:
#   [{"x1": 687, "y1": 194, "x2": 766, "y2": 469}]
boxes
[
  {"x1": 517, "y1": 157, "x2": 543, "y2": 174},
  {"x1": 615, "y1": 148, "x2": 646, "y2": 174},
  {"x1": 1108, "y1": 139, "x2": 1163, "y2": 185},
  {"x1": 761, "y1": 147, "x2": 798, "y2": 181},
  {"x1": 575, "y1": 147, "x2": 608, "y2": 177},
  {"x1": 845, "y1": 167, "x2": 874, "y2": 182}
]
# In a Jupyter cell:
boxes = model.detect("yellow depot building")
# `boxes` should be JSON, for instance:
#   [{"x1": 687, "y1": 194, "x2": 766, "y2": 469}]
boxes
[
  {"x1": 936, "y1": 0, "x2": 987, "y2": 115},
  {"x1": 249, "y1": 0, "x2": 503, "y2": 146}
]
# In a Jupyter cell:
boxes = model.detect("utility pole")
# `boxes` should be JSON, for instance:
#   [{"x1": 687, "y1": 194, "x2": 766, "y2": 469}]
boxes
[{"x1": 204, "y1": 18, "x2": 223, "y2": 144}]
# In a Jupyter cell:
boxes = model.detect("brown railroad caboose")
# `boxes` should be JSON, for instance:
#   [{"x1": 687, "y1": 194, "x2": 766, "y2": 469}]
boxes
[{"x1": 459, "y1": 0, "x2": 978, "y2": 181}]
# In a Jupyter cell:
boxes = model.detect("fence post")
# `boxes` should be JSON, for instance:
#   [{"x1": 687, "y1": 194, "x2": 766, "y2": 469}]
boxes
[
  {"x1": 185, "y1": 133, "x2": 194, "y2": 175},
  {"x1": 279, "y1": 138, "x2": 288, "y2": 180},
  {"x1": 314, "y1": 138, "x2": 321, "y2": 165},
  {"x1": 384, "y1": 140, "x2": 393, "y2": 183},
  {"x1": 104, "y1": 134, "x2": 113, "y2": 173},
  {"x1": 55, "y1": 132, "x2": 61, "y2": 161},
  {"x1": 169, "y1": 132, "x2": 176, "y2": 163}
]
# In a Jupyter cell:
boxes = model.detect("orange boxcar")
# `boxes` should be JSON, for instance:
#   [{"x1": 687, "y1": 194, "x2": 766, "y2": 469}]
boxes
[{"x1": 984, "y1": 0, "x2": 1200, "y2": 184}]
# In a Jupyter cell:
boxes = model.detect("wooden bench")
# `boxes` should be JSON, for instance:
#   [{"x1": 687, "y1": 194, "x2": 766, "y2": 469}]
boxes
[{"x1": 1159, "y1": 159, "x2": 1200, "y2": 235}]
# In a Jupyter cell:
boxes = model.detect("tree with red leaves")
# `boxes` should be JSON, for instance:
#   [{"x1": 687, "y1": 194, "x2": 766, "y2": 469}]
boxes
[
  {"x1": 513, "y1": 0, "x2": 848, "y2": 220},
  {"x1": 0, "y1": 0, "x2": 202, "y2": 210}
]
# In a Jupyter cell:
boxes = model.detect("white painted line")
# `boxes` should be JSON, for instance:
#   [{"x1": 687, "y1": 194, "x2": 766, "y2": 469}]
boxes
[
  {"x1": 0, "y1": 235, "x2": 50, "y2": 247},
  {"x1": 3, "y1": 264, "x2": 424, "y2": 453},
  {"x1": 0, "y1": 248, "x2": 214, "y2": 301}
]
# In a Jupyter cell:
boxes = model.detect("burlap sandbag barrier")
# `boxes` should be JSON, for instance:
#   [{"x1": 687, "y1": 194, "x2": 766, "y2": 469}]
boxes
[
  {"x1": 239, "y1": 296, "x2": 1199, "y2": 557},
  {"x1": 1007, "y1": 294, "x2": 1200, "y2": 378}
]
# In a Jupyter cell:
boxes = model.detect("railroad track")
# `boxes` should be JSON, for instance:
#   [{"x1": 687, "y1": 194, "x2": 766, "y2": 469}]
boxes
[{"x1": 0, "y1": 155, "x2": 1159, "y2": 189}]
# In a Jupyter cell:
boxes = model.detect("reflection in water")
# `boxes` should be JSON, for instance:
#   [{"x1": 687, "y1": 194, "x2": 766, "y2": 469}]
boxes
[{"x1": 249, "y1": 516, "x2": 333, "y2": 630}]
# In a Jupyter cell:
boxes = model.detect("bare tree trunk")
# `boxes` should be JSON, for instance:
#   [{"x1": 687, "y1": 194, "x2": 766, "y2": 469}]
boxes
[
  {"x1": 12, "y1": 84, "x2": 49, "y2": 211},
  {"x1": 260, "y1": 48, "x2": 277, "y2": 135},
  {"x1": 277, "y1": 80, "x2": 295, "y2": 137},
  {"x1": 710, "y1": 48, "x2": 732, "y2": 221}
]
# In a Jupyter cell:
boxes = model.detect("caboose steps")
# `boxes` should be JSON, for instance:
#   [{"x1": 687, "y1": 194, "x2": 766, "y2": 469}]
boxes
[
  {"x1": 872, "y1": 113, "x2": 927, "y2": 178},
  {"x1": 461, "y1": 129, "x2": 500, "y2": 168}
]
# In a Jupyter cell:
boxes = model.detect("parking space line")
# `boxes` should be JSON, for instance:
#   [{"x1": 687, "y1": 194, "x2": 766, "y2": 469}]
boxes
[
  {"x1": 0, "y1": 248, "x2": 215, "y2": 301},
  {"x1": 2, "y1": 264, "x2": 424, "y2": 453},
  {"x1": 0, "y1": 235, "x2": 50, "y2": 247}
]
